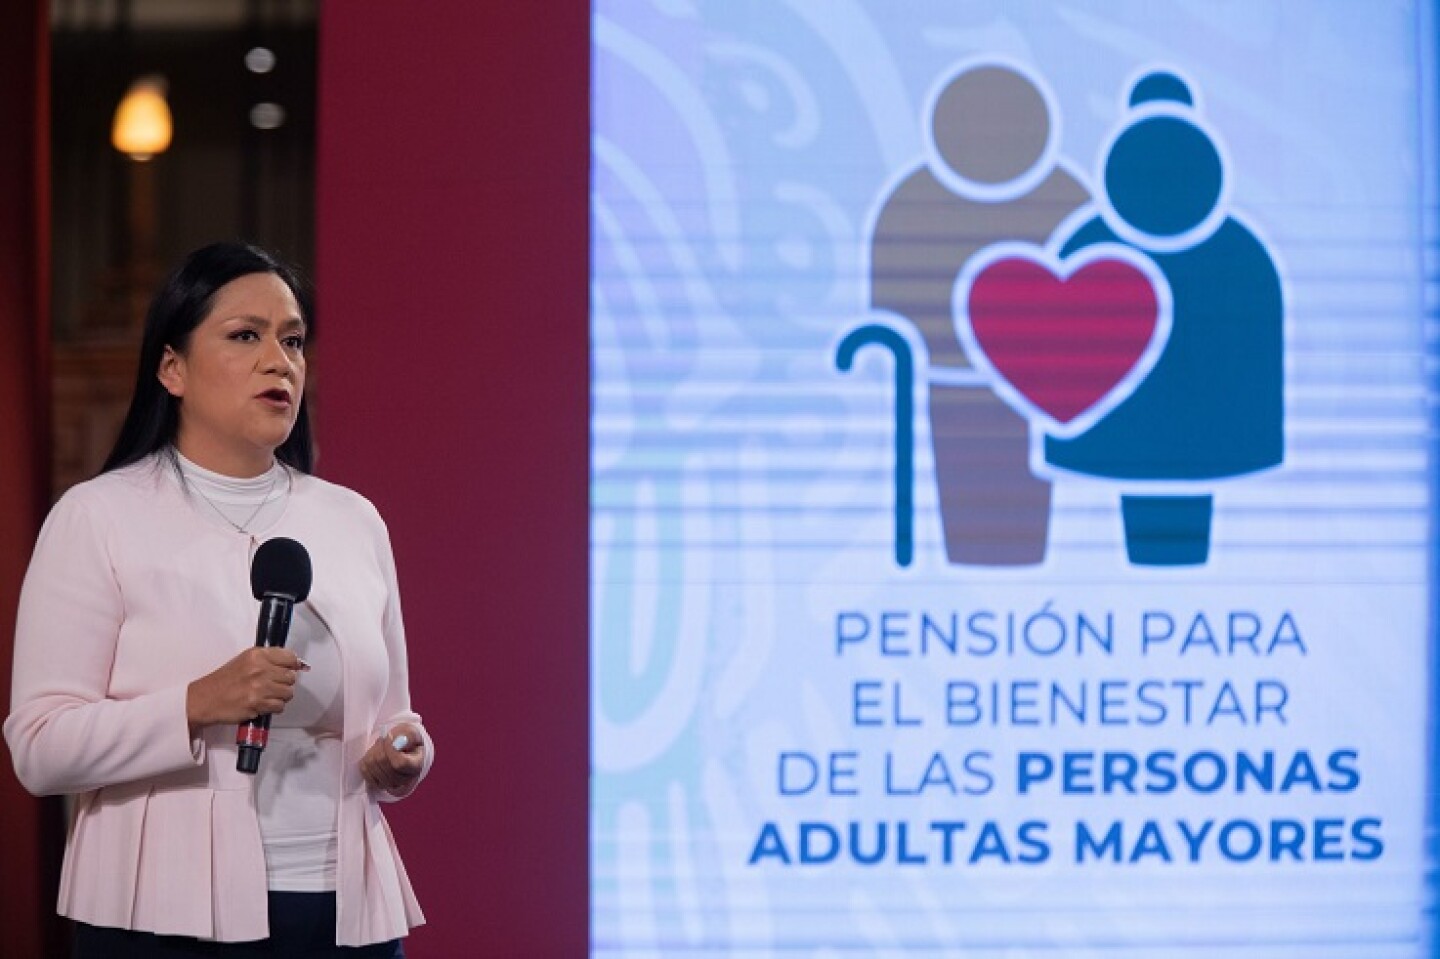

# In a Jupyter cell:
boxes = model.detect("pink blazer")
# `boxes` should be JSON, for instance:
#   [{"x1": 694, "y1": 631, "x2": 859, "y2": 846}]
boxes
[{"x1": 4, "y1": 458, "x2": 434, "y2": 946}]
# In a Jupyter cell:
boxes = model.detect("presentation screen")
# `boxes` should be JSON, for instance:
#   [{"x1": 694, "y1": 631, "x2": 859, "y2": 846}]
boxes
[{"x1": 592, "y1": 3, "x2": 1439, "y2": 955}]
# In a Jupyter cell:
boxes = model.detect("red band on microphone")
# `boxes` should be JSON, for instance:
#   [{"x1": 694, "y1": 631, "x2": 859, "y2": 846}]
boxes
[{"x1": 236, "y1": 725, "x2": 269, "y2": 749}]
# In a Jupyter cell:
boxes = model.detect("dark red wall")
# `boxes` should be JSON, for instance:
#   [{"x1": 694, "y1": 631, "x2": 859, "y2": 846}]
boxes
[
  {"x1": 0, "y1": 1, "x2": 51, "y2": 955},
  {"x1": 314, "y1": 3, "x2": 589, "y2": 955}
]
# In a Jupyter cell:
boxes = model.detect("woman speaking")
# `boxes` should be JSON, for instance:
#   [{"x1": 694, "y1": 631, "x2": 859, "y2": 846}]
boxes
[{"x1": 5, "y1": 243, "x2": 433, "y2": 956}]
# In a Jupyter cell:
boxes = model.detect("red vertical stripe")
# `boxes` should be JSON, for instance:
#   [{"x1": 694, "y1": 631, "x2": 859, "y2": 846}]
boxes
[
  {"x1": 0, "y1": 0, "x2": 51, "y2": 955},
  {"x1": 316, "y1": 3, "x2": 589, "y2": 954}
]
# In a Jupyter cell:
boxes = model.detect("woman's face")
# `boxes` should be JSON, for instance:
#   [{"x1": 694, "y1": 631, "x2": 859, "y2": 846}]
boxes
[{"x1": 158, "y1": 272, "x2": 307, "y2": 476}]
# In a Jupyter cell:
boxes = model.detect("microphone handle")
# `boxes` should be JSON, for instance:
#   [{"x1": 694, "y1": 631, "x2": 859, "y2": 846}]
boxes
[{"x1": 237, "y1": 596, "x2": 295, "y2": 774}]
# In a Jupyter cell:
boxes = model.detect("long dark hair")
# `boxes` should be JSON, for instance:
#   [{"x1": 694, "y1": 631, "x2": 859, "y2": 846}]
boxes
[{"x1": 101, "y1": 242, "x2": 316, "y2": 474}]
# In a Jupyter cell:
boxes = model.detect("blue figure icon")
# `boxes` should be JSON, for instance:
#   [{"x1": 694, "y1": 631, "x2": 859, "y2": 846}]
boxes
[{"x1": 1043, "y1": 71, "x2": 1283, "y2": 565}]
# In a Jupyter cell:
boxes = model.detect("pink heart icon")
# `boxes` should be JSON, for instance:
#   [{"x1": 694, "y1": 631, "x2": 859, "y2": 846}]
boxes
[{"x1": 963, "y1": 253, "x2": 1163, "y2": 427}]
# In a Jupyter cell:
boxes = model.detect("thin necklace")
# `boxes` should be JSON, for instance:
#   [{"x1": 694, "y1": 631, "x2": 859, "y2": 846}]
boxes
[{"x1": 191, "y1": 466, "x2": 290, "y2": 536}]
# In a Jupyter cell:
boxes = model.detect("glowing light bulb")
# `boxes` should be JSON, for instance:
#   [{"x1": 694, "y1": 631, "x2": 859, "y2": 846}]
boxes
[{"x1": 112, "y1": 76, "x2": 173, "y2": 161}]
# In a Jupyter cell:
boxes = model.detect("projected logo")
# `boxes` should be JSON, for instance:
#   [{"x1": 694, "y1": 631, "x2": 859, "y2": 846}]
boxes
[{"x1": 839, "y1": 64, "x2": 1283, "y2": 568}]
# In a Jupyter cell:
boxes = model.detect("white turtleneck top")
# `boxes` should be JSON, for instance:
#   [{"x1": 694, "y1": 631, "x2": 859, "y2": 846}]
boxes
[{"x1": 176, "y1": 452, "x2": 343, "y2": 892}]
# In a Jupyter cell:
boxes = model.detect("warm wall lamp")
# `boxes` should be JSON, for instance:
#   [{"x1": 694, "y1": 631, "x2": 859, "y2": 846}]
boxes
[{"x1": 111, "y1": 75, "x2": 173, "y2": 161}]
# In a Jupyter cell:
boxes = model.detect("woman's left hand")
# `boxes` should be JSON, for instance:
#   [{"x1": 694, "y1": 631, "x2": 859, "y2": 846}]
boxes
[{"x1": 359, "y1": 722, "x2": 426, "y2": 794}]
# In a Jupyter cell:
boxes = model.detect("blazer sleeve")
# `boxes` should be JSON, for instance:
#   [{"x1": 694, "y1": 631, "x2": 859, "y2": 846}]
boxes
[
  {"x1": 369, "y1": 509, "x2": 434, "y2": 802},
  {"x1": 4, "y1": 490, "x2": 203, "y2": 796}
]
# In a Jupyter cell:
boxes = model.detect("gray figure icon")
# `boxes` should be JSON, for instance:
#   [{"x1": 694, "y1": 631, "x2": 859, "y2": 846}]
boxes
[{"x1": 870, "y1": 63, "x2": 1089, "y2": 565}]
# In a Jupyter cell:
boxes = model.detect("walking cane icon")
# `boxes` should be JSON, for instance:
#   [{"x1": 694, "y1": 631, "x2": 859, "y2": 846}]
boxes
[{"x1": 836, "y1": 324, "x2": 914, "y2": 567}]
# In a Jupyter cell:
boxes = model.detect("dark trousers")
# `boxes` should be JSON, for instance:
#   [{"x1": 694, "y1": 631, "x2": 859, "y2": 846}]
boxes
[{"x1": 73, "y1": 892, "x2": 403, "y2": 958}]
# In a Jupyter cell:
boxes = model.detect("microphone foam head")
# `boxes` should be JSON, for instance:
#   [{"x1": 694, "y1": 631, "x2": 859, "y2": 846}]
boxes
[{"x1": 251, "y1": 537, "x2": 312, "y2": 602}]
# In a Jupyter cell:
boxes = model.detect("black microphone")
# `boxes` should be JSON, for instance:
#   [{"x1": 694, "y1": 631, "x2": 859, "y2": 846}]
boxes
[{"x1": 236, "y1": 537, "x2": 312, "y2": 774}]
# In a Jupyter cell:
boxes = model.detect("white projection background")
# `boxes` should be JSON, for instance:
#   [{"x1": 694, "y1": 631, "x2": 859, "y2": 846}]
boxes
[{"x1": 592, "y1": 2, "x2": 1440, "y2": 956}]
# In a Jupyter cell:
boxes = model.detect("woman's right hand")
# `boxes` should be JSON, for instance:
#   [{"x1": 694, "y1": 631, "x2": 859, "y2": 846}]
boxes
[{"x1": 185, "y1": 647, "x2": 310, "y2": 734}]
